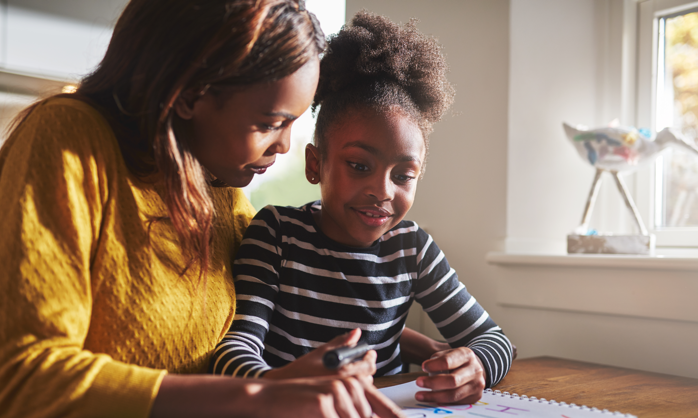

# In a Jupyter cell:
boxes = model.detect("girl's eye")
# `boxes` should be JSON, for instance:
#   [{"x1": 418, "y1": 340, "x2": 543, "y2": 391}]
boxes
[
  {"x1": 395, "y1": 174, "x2": 416, "y2": 183},
  {"x1": 348, "y1": 162, "x2": 369, "y2": 172}
]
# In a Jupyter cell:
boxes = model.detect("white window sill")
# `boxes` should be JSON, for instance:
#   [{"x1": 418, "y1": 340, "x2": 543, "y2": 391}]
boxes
[
  {"x1": 486, "y1": 251, "x2": 698, "y2": 271},
  {"x1": 485, "y1": 250, "x2": 698, "y2": 324}
]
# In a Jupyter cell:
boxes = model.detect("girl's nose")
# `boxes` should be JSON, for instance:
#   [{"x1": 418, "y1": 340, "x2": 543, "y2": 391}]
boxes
[{"x1": 367, "y1": 173, "x2": 394, "y2": 201}]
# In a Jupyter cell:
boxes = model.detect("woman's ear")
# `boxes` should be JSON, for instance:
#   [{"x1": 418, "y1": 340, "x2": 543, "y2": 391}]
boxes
[
  {"x1": 173, "y1": 88, "x2": 201, "y2": 120},
  {"x1": 305, "y1": 144, "x2": 321, "y2": 184}
]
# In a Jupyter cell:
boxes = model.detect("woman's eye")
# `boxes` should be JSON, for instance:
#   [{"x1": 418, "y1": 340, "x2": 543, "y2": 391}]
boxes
[
  {"x1": 259, "y1": 120, "x2": 289, "y2": 132},
  {"x1": 260, "y1": 123, "x2": 282, "y2": 132},
  {"x1": 348, "y1": 162, "x2": 369, "y2": 172}
]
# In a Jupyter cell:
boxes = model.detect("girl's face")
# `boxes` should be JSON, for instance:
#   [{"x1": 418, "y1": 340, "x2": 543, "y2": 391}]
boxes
[
  {"x1": 307, "y1": 108, "x2": 425, "y2": 247},
  {"x1": 176, "y1": 58, "x2": 320, "y2": 188}
]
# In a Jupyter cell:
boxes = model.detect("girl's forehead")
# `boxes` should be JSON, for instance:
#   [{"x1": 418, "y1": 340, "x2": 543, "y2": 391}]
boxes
[{"x1": 327, "y1": 108, "x2": 426, "y2": 161}]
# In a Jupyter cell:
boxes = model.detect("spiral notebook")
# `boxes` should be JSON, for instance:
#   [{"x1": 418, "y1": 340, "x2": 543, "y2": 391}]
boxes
[{"x1": 378, "y1": 381, "x2": 637, "y2": 417}]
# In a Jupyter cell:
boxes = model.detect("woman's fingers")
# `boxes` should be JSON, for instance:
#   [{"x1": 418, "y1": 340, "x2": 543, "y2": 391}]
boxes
[
  {"x1": 340, "y1": 377, "x2": 373, "y2": 418},
  {"x1": 329, "y1": 379, "x2": 362, "y2": 418},
  {"x1": 320, "y1": 376, "x2": 404, "y2": 418},
  {"x1": 362, "y1": 383, "x2": 406, "y2": 418}
]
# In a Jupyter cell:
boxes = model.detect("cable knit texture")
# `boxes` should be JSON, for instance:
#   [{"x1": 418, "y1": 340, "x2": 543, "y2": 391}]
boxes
[{"x1": 0, "y1": 98, "x2": 256, "y2": 418}]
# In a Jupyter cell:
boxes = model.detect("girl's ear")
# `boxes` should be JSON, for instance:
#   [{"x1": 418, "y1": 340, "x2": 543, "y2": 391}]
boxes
[{"x1": 305, "y1": 144, "x2": 321, "y2": 184}]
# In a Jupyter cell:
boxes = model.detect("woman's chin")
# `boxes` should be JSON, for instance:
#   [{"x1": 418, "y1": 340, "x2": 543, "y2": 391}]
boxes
[{"x1": 212, "y1": 172, "x2": 254, "y2": 188}]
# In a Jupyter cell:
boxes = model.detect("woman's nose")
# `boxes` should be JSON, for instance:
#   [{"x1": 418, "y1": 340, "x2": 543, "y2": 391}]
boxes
[{"x1": 265, "y1": 128, "x2": 292, "y2": 156}]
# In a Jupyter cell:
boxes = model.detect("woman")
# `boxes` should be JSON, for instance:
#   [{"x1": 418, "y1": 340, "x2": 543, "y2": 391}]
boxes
[{"x1": 0, "y1": 1, "x2": 402, "y2": 417}]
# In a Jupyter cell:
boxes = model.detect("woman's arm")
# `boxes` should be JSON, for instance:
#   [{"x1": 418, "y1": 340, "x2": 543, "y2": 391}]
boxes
[
  {"x1": 0, "y1": 101, "x2": 166, "y2": 418},
  {"x1": 150, "y1": 374, "x2": 404, "y2": 418}
]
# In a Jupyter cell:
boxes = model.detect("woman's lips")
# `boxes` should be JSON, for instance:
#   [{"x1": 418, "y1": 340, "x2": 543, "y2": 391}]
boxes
[{"x1": 248, "y1": 161, "x2": 275, "y2": 174}]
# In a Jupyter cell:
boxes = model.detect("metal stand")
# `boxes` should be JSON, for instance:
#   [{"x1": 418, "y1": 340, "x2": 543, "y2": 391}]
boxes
[
  {"x1": 576, "y1": 169, "x2": 648, "y2": 236},
  {"x1": 570, "y1": 169, "x2": 655, "y2": 255}
]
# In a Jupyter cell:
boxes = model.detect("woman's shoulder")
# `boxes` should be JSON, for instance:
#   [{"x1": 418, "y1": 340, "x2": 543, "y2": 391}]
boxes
[
  {"x1": 4, "y1": 96, "x2": 120, "y2": 160},
  {"x1": 27, "y1": 96, "x2": 113, "y2": 133}
]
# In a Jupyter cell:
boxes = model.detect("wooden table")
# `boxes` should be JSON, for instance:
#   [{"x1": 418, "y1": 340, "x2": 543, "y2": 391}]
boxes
[{"x1": 374, "y1": 356, "x2": 698, "y2": 418}]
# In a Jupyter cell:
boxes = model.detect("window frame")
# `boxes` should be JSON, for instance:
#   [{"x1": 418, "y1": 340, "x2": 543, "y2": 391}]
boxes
[{"x1": 634, "y1": 0, "x2": 698, "y2": 248}]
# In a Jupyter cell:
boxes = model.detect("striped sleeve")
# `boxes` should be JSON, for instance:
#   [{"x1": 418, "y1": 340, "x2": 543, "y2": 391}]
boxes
[
  {"x1": 412, "y1": 228, "x2": 513, "y2": 387},
  {"x1": 209, "y1": 206, "x2": 282, "y2": 378}
]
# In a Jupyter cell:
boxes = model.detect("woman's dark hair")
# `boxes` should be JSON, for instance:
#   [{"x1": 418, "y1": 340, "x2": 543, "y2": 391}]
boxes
[
  {"x1": 12, "y1": 0, "x2": 325, "y2": 284},
  {"x1": 312, "y1": 11, "x2": 454, "y2": 161}
]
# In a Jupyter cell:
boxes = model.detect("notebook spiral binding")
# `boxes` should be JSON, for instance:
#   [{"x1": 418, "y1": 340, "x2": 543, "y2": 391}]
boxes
[{"x1": 484, "y1": 388, "x2": 637, "y2": 417}]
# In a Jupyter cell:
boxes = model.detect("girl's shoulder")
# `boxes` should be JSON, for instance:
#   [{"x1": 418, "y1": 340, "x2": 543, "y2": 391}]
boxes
[{"x1": 249, "y1": 201, "x2": 318, "y2": 234}]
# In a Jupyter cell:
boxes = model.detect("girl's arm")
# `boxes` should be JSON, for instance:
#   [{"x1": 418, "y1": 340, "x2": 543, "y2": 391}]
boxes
[
  {"x1": 211, "y1": 208, "x2": 376, "y2": 381},
  {"x1": 412, "y1": 229, "x2": 514, "y2": 403},
  {"x1": 399, "y1": 327, "x2": 449, "y2": 366}
]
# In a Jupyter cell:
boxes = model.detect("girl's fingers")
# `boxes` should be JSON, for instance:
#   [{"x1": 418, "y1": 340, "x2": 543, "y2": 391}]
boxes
[
  {"x1": 422, "y1": 347, "x2": 472, "y2": 374},
  {"x1": 339, "y1": 350, "x2": 377, "y2": 378},
  {"x1": 320, "y1": 328, "x2": 363, "y2": 354},
  {"x1": 416, "y1": 364, "x2": 484, "y2": 391},
  {"x1": 415, "y1": 379, "x2": 484, "y2": 405}
]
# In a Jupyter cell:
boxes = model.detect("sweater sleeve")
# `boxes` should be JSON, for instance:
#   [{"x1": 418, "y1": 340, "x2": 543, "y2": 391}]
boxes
[
  {"x1": 412, "y1": 228, "x2": 513, "y2": 387},
  {"x1": 209, "y1": 206, "x2": 282, "y2": 378},
  {"x1": 0, "y1": 100, "x2": 165, "y2": 418}
]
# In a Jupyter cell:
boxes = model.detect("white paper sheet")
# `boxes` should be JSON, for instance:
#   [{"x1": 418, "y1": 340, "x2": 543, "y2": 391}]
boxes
[{"x1": 378, "y1": 381, "x2": 636, "y2": 417}]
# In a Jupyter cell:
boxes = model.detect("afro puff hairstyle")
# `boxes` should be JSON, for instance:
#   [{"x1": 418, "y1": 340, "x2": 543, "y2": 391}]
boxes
[{"x1": 312, "y1": 11, "x2": 455, "y2": 160}]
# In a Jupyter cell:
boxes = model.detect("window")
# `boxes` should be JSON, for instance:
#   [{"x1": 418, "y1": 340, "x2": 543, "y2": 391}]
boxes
[
  {"x1": 243, "y1": 0, "x2": 346, "y2": 210},
  {"x1": 654, "y1": 7, "x2": 698, "y2": 228},
  {"x1": 636, "y1": 0, "x2": 698, "y2": 247}
]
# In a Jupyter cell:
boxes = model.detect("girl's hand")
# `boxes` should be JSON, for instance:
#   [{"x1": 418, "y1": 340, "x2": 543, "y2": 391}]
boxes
[
  {"x1": 414, "y1": 347, "x2": 486, "y2": 404},
  {"x1": 257, "y1": 376, "x2": 406, "y2": 418},
  {"x1": 264, "y1": 328, "x2": 377, "y2": 383}
]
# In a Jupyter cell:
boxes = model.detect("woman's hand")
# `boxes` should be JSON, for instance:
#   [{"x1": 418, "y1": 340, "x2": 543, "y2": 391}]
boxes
[
  {"x1": 257, "y1": 376, "x2": 405, "y2": 418},
  {"x1": 264, "y1": 328, "x2": 376, "y2": 383},
  {"x1": 414, "y1": 346, "x2": 486, "y2": 404},
  {"x1": 150, "y1": 373, "x2": 405, "y2": 418}
]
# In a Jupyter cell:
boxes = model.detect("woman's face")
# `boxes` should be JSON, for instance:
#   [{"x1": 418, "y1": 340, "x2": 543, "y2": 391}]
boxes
[{"x1": 177, "y1": 58, "x2": 320, "y2": 187}]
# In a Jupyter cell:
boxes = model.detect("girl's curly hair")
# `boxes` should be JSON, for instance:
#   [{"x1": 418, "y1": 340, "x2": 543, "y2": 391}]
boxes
[{"x1": 313, "y1": 11, "x2": 454, "y2": 159}]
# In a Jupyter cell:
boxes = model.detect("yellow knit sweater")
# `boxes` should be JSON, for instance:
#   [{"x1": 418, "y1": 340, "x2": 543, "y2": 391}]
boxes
[{"x1": 0, "y1": 98, "x2": 256, "y2": 418}]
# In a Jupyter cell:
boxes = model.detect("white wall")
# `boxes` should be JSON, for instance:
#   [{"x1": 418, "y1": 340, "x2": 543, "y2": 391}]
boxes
[
  {"x1": 503, "y1": 0, "x2": 698, "y2": 379},
  {"x1": 0, "y1": 0, "x2": 127, "y2": 79},
  {"x1": 347, "y1": 0, "x2": 698, "y2": 379}
]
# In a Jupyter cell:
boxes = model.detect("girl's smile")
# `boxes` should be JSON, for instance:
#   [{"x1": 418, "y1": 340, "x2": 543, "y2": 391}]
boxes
[{"x1": 306, "y1": 108, "x2": 425, "y2": 247}]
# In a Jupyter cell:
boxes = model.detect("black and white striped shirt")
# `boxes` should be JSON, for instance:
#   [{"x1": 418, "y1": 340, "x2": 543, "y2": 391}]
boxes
[{"x1": 210, "y1": 202, "x2": 512, "y2": 386}]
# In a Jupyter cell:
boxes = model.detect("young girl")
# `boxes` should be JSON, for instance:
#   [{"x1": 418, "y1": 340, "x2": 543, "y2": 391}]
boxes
[{"x1": 211, "y1": 12, "x2": 513, "y2": 404}]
